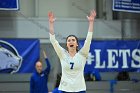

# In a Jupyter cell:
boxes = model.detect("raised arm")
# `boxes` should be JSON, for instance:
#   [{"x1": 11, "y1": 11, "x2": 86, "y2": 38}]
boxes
[
  {"x1": 79, "y1": 10, "x2": 96, "y2": 57},
  {"x1": 48, "y1": 12, "x2": 64, "y2": 59},
  {"x1": 43, "y1": 51, "x2": 51, "y2": 75},
  {"x1": 48, "y1": 11, "x2": 55, "y2": 35},
  {"x1": 87, "y1": 10, "x2": 96, "y2": 32}
]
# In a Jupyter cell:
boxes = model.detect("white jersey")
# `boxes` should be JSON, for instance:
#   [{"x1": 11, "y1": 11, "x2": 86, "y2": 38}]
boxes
[{"x1": 50, "y1": 32, "x2": 93, "y2": 92}]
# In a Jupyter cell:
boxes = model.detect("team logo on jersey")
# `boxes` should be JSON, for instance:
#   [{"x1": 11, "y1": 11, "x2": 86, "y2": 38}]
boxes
[{"x1": 0, "y1": 40, "x2": 22, "y2": 73}]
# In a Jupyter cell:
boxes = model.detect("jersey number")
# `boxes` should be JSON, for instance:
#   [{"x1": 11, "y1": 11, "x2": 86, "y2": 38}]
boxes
[{"x1": 70, "y1": 62, "x2": 74, "y2": 69}]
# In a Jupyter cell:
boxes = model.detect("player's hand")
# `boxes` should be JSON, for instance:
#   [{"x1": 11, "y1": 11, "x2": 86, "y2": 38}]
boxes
[
  {"x1": 48, "y1": 11, "x2": 56, "y2": 23},
  {"x1": 87, "y1": 10, "x2": 96, "y2": 22}
]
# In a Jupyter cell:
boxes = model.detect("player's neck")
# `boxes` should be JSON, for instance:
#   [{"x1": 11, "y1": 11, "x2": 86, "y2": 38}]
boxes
[{"x1": 68, "y1": 49, "x2": 77, "y2": 57}]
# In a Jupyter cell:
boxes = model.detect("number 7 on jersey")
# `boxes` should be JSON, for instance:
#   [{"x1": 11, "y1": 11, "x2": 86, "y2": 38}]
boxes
[{"x1": 70, "y1": 62, "x2": 74, "y2": 69}]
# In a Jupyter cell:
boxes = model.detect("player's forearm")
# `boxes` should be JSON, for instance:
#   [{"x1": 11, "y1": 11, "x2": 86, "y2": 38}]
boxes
[
  {"x1": 49, "y1": 22, "x2": 54, "y2": 35},
  {"x1": 88, "y1": 22, "x2": 94, "y2": 32},
  {"x1": 84, "y1": 31, "x2": 93, "y2": 48},
  {"x1": 80, "y1": 31, "x2": 93, "y2": 57}
]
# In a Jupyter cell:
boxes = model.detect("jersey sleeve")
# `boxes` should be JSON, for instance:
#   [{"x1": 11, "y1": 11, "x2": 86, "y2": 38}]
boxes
[
  {"x1": 50, "y1": 33, "x2": 65, "y2": 59},
  {"x1": 79, "y1": 32, "x2": 93, "y2": 58}
]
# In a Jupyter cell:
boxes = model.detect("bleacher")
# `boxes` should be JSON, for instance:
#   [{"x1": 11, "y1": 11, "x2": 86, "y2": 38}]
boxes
[
  {"x1": 0, "y1": 74, "x2": 30, "y2": 93},
  {"x1": 0, "y1": 72, "x2": 140, "y2": 93}
]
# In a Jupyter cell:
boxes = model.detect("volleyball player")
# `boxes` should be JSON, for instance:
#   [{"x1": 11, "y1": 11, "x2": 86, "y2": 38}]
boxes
[{"x1": 48, "y1": 10, "x2": 96, "y2": 93}]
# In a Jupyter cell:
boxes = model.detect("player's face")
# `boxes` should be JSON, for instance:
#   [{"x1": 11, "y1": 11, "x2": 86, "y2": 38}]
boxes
[
  {"x1": 35, "y1": 62, "x2": 42, "y2": 74},
  {"x1": 66, "y1": 36, "x2": 78, "y2": 51}
]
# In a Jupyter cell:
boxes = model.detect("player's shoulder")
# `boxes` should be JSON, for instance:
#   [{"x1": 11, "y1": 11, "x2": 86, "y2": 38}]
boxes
[{"x1": 77, "y1": 51, "x2": 87, "y2": 58}]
